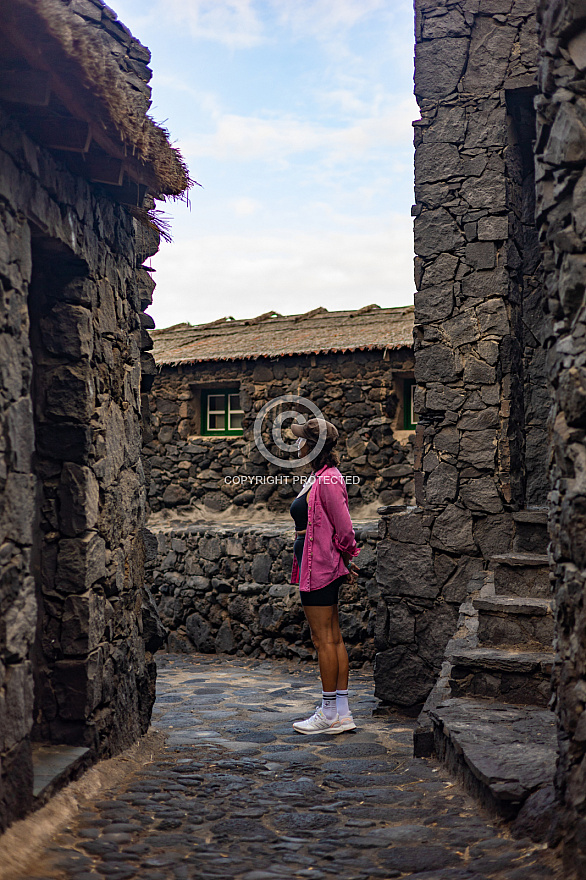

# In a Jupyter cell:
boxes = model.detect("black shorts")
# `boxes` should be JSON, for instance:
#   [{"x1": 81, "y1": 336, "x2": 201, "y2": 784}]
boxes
[{"x1": 300, "y1": 575, "x2": 346, "y2": 607}]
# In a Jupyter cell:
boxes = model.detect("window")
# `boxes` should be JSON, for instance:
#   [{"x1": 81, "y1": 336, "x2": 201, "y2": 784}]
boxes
[
  {"x1": 201, "y1": 389, "x2": 244, "y2": 435},
  {"x1": 403, "y1": 379, "x2": 418, "y2": 430}
]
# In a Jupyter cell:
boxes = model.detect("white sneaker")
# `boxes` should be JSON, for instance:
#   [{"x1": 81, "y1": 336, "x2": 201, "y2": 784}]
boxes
[
  {"x1": 327, "y1": 713, "x2": 357, "y2": 734},
  {"x1": 292, "y1": 707, "x2": 339, "y2": 735}
]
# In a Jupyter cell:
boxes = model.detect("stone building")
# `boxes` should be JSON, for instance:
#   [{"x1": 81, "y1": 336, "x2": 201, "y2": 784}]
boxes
[
  {"x1": 372, "y1": 0, "x2": 586, "y2": 871},
  {"x1": 375, "y1": 0, "x2": 547, "y2": 711},
  {"x1": 147, "y1": 304, "x2": 416, "y2": 517},
  {"x1": 0, "y1": 0, "x2": 188, "y2": 831}
]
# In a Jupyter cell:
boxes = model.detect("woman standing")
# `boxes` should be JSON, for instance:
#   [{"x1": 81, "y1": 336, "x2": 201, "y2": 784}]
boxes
[{"x1": 289, "y1": 417, "x2": 360, "y2": 734}]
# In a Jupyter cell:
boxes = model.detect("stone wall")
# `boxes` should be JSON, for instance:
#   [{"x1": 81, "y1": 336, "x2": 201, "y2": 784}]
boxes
[
  {"x1": 535, "y1": 1, "x2": 586, "y2": 872},
  {"x1": 373, "y1": 0, "x2": 550, "y2": 711},
  {"x1": 0, "y1": 7, "x2": 166, "y2": 832},
  {"x1": 146, "y1": 349, "x2": 416, "y2": 516},
  {"x1": 374, "y1": 504, "x2": 543, "y2": 711},
  {"x1": 147, "y1": 522, "x2": 378, "y2": 665}
]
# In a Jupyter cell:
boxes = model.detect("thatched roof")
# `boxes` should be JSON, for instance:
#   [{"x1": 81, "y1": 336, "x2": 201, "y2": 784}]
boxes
[
  {"x1": 0, "y1": 0, "x2": 190, "y2": 198},
  {"x1": 152, "y1": 304, "x2": 415, "y2": 365}
]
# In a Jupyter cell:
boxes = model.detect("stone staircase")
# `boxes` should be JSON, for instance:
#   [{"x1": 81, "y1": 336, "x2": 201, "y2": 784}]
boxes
[
  {"x1": 414, "y1": 510, "x2": 558, "y2": 839},
  {"x1": 449, "y1": 548, "x2": 553, "y2": 707}
]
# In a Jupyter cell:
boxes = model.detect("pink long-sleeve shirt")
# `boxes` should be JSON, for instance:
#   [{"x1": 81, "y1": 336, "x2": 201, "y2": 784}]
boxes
[{"x1": 290, "y1": 464, "x2": 360, "y2": 592}]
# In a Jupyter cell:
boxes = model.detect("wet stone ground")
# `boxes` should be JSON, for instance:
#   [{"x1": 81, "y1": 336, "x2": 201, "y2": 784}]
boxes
[{"x1": 25, "y1": 653, "x2": 561, "y2": 880}]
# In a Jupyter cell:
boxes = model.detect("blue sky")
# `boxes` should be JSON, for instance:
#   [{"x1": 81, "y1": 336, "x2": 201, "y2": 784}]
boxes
[{"x1": 111, "y1": 0, "x2": 417, "y2": 328}]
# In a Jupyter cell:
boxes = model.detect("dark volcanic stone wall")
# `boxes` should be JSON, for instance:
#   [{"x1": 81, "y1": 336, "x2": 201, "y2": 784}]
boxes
[
  {"x1": 374, "y1": 0, "x2": 548, "y2": 710},
  {"x1": 0, "y1": 81, "x2": 163, "y2": 833},
  {"x1": 146, "y1": 349, "x2": 416, "y2": 515},
  {"x1": 148, "y1": 522, "x2": 378, "y2": 666},
  {"x1": 536, "y1": 1, "x2": 586, "y2": 872}
]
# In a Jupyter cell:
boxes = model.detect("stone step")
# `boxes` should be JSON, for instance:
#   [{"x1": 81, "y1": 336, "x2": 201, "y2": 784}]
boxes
[
  {"x1": 32, "y1": 743, "x2": 91, "y2": 806},
  {"x1": 512, "y1": 509, "x2": 548, "y2": 554},
  {"x1": 474, "y1": 596, "x2": 554, "y2": 650},
  {"x1": 429, "y1": 697, "x2": 556, "y2": 829},
  {"x1": 449, "y1": 647, "x2": 553, "y2": 707},
  {"x1": 492, "y1": 553, "x2": 550, "y2": 599}
]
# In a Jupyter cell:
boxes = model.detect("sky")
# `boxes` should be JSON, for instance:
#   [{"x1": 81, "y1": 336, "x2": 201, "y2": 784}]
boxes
[{"x1": 111, "y1": 0, "x2": 417, "y2": 329}]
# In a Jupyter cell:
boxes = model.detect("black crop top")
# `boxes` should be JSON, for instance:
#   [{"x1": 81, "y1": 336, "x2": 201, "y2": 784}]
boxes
[{"x1": 290, "y1": 488, "x2": 309, "y2": 530}]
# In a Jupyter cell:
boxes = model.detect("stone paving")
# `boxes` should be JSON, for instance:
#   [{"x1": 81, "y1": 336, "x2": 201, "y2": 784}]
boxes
[{"x1": 18, "y1": 653, "x2": 563, "y2": 880}]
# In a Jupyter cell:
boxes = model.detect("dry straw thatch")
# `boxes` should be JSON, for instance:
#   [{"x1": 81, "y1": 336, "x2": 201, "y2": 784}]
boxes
[{"x1": 1, "y1": 0, "x2": 191, "y2": 198}]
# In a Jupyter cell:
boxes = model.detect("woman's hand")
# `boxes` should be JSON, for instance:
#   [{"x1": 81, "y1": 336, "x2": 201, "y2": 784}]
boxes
[{"x1": 342, "y1": 552, "x2": 359, "y2": 583}]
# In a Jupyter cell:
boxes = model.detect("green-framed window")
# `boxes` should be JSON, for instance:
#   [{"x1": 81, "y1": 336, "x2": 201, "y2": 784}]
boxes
[
  {"x1": 403, "y1": 379, "x2": 418, "y2": 430},
  {"x1": 201, "y1": 389, "x2": 244, "y2": 436}
]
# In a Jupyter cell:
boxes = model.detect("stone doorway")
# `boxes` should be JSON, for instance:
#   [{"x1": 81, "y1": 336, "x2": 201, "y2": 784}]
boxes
[{"x1": 27, "y1": 231, "x2": 96, "y2": 765}]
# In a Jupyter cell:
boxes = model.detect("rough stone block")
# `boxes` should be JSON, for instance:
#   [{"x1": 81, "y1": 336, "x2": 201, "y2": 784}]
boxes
[
  {"x1": 251, "y1": 553, "x2": 272, "y2": 584},
  {"x1": 460, "y1": 477, "x2": 503, "y2": 513},
  {"x1": 457, "y1": 409, "x2": 499, "y2": 431},
  {"x1": 443, "y1": 308, "x2": 479, "y2": 347},
  {"x1": 461, "y1": 268, "x2": 509, "y2": 300},
  {"x1": 53, "y1": 649, "x2": 103, "y2": 720},
  {"x1": 2, "y1": 660, "x2": 34, "y2": 750},
  {"x1": 415, "y1": 344, "x2": 459, "y2": 383},
  {"x1": 493, "y1": 555, "x2": 550, "y2": 599},
  {"x1": 415, "y1": 38, "x2": 469, "y2": 99},
  {"x1": 163, "y1": 484, "x2": 188, "y2": 506},
  {"x1": 463, "y1": 356, "x2": 496, "y2": 385},
  {"x1": 186, "y1": 612, "x2": 213, "y2": 651},
  {"x1": 416, "y1": 602, "x2": 458, "y2": 664},
  {"x1": 200, "y1": 536, "x2": 222, "y2": 561},
  {"x1": 36, "y1": 423, "x2": 91, "y2": 463},
  {"x1": 45, "y1": 365, "x2": 95, "y2": 422},
  {"x1": 478, "y1": 215, "x2": 508, "y2": 240},
  {"x1": 463, "y1": 20, "x2": 517, "y2": 93},
  {"x1": 4, "y1": 576, "x2": 36, "y2": 660},
  {"x1": 374, "y1": 646, "x2": 436, "y2": 707},
  {"x1": 474, "y1": 514, "x2": 514, "y2": 558},
  {"x1": 459, "y1": 429, "x2": 497, "y2": 469},
  {"x1": 41, "y1": 303, "x2": 93, "y2": 361},
  {"x1": 59, "y1": 463, "x2": 99, "y2": 537},
  {"x1": 420, "y1": 253, "x2": 459, "y2": 287},
  {"x1": 465, "y1": 241, "x2": 496, "y2": 269},
  {"x1": 443, "y1": 556, "x2": 485, "y2": 604},
  {"x1": 0, "y1": 333, "x2": 24, "y2": 400},
  {"x1": 215, "y1": 620, "x2": 236, "y2": 653},
  {"x1": 462, "y1": 171, "x2": 506, "y2": 211},
  {"x1": 431, "y1": 505, "x2": 475, "y2": 554},
  {"x1": 415, "y1": 143, "x2": 462, "y2": 183},
  {"x1": 61, "y1": 592, "x2": 106, "y2": 655},
  {"x1": 414, "y1": 208, "x2": 464, "y2": 257},
  {"x1": 544, "y1": 100, "x2": 586, "y2": 166},
  {"x1": 92, "y1": 402, "x2": 126, "y2": 487},
  {"x1": 6, "y1": 398, "x2": 34, "y2": 473},
  {"x1": 0, "y1": 473, "x2": 36, "y2": 546},
  {"x1": 414, "y1": 283, "x2": 454, "y2": 323},
  {"x1": 425, "y1": 462, "x2": 458, "y2": 505},
  {"x1": 377, "y1": 540, "x2": 439, "y2": 599},
  {"x1": 385, "y1": 511, "x2": 431, "y2": 545},
  {"x1": 57, "y1": 532, "x2": 106, "y2": 592}
]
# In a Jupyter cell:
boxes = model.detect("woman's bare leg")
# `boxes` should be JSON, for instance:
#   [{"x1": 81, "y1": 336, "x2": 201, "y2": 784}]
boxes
[{"x1": 303, "y1": 604, "x2": 346, "y2": 694}]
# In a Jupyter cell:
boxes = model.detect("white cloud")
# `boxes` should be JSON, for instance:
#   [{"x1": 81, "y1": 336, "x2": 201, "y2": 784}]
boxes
[
  {"x1": 147, "y1": 221, "x2": 414, "y2": 329},
  {"x1": 160, "y1": 0, "x2": 263, "y2": 48},
  {"x1": 232, "y1": 197, "x2": 261, "y2": 216},
  {"x1": 180, "y1": 98, "x2": 416, "y2": 164},
  {"x1": 270, "y1": 0, "x2": 386, "y2": 39}
]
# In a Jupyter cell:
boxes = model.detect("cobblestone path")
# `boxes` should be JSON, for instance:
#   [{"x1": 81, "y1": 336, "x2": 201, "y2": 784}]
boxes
[{"x1": 18, "y1": 654, "x2": 561, "y2": 880}]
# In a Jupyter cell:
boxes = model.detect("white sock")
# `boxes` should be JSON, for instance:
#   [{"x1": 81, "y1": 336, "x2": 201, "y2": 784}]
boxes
[
  {"x1": 336, "y1": 689, "x2": 349, "y2": 717},
  {"x1": 321, "y1": 691, "x2": 337, "y2": 720}
]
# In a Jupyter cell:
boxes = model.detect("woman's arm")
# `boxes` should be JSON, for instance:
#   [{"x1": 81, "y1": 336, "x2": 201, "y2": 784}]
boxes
[{"x1": 320, "y1": 474, "x2": 360, "y2": 558}]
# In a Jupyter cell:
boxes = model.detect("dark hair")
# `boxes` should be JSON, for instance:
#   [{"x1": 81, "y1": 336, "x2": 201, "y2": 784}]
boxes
[{"x1": 309, "y1": 439, "x2": 340, "y2": 472}]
